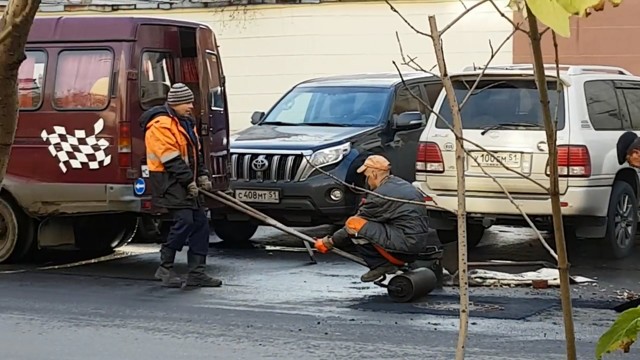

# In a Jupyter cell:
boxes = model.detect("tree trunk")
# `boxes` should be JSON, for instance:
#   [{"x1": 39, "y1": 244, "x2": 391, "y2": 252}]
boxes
[
  {"x1": 428, "y1": 15, "x2": 469, "y2": 360},
  {"x1": 0, "y1": 0, "x2": 41, "y2": 186},
  {"x1": 525, "y1": 6, "x2": 577, "y2": 360}
]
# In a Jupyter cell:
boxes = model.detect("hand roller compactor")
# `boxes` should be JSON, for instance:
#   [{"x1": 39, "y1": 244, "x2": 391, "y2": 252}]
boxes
[{"x1": 201, "y1": 189, "x2": 444, "y2": 303}]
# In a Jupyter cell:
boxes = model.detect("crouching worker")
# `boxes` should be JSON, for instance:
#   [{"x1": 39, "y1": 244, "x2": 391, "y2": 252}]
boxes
[
  {"x1": 140, "y1": 83, "x2": 222, "y2": 288},
  {"x1": 314, "y1": 155, "x2": 440, "y2": 282}
]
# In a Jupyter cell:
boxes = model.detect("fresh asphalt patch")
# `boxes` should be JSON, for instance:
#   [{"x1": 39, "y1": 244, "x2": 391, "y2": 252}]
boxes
[{"x1": 350, "y1": 294, "x2": 619, "y2": 320}]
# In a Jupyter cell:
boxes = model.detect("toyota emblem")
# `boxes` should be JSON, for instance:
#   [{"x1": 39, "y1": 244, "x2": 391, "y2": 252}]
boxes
[{"x1": 251, "y1": 156, "x2": 269, "y2": 171}]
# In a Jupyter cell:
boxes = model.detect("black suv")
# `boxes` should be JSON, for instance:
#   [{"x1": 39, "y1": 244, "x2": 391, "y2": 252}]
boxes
[{"x1": 210, "y1": 72, "x2": 443, "y2": 244}]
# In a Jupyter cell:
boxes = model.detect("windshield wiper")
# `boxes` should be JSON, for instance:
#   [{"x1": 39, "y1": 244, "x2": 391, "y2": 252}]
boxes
[
  {"x1": 304, "y1": 122, "x2": 349, "y2": 127},
  {"x1": 260, "y1": 121, "x2": 302, "y2": 126},
  {"x1": 480, "y1": 122, "x2": 542, "y2": 136}
]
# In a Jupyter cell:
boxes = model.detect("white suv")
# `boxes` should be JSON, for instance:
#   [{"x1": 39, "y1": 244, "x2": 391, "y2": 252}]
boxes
[{"x1": 414, "y1": 64, "x2": 640, "y2": 259}]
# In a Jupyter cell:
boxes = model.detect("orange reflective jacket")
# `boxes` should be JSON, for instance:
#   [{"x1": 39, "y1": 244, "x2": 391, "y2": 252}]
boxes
[
  {"x1": 139, "y1": 105, "x2": 207, "y2": 209},
  {"x1": 145, "y1": 114, "x2": 199, "y2": 175}
]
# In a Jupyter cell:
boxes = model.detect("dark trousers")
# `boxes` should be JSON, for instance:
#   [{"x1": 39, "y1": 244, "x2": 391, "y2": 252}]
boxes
[{"x1": 165, "y1": 208, "x2": 209, "y2": 256}]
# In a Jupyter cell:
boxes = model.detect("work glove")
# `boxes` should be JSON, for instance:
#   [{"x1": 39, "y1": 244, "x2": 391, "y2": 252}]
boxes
[
  {"x1": 187, "y1": 181, "x2": 199, "y2": 198},
  {"x1": 197, "y1": 175, "x2": 213, "y2": 191},
  {"x1": 314, "y1": 236, "x2": 334, "y2": 254}
]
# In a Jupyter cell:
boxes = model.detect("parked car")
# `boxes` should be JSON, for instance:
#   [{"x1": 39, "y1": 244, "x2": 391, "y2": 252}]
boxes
[
  {"x1": 210, "y1": 72, "x2": 443, "y2": 244},
  {"x1": 1, "y1": 16, "x2": 230, "y2": 264},
  {"x1": 413, "y1": 63, "x2": 640, "y2": 259}
]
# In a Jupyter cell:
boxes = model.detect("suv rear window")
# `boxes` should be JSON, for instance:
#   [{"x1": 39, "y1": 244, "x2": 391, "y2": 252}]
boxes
[{"x1": 435, "y1": 79, "x2": 565, "y2": 130}]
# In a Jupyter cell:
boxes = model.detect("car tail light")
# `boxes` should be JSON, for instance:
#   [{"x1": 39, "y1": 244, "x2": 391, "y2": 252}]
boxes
[
  {"x1": 416, "y1": 142, "x2": 444, "y2": 173},
  {"x1": 551, "y1": 145, "x2": 591, "y2": 177},
  {"x1": 118, "y1": 122, "x2": 132, "y2": 169}
]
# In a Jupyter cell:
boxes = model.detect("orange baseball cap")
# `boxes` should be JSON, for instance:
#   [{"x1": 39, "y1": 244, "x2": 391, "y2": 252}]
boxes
[{"x1": 357, "y1": 155, "x2": 391, "y2": 173}]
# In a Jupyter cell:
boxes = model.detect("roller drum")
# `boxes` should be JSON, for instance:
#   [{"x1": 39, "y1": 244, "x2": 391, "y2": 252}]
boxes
[{"x1": 386, "y1": 268, "x2": 438, "y2": 303}]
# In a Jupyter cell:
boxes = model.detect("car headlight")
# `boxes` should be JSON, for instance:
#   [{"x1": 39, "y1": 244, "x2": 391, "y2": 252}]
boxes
[{"x1": 300, "y1": 143, "x2": 351, "y2": 180}]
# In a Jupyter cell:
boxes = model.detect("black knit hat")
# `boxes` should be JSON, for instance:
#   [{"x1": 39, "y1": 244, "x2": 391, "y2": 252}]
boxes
[
  {"x1": 167, "y1": 83, "x2": 194, "y2": 105},
  {"x1": 616, "y1": 131, "x2": 639, "y2": 165}
]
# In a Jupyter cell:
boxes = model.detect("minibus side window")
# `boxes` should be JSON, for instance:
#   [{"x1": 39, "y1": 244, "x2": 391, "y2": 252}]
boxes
[
  {"x1": 18, "y1": 50, "x2": 47, "y2": 110},
  {"x1": 52, "y1": 49, "x2": 114, "y2": 111},
  {"x1": 140, "y1": 51, "x2": 174, "y2": 109}
]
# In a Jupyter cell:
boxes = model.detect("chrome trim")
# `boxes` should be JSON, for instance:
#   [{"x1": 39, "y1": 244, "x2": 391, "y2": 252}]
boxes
[
  {"x1": 231, "y1": 148, "x2": 312, "y2": 156},
  {"x1": 231, "y1": 154, "x2": 238, "y2": 180},
  {"x1": 242, "y1": 155, "x2": 251, "y2": 182},
  {"x1": 271, "y1": 155, "x2": 281, "y2": 183},
  {"x1": 284, "y1": 155, "x2": 295, "y2": 182}
]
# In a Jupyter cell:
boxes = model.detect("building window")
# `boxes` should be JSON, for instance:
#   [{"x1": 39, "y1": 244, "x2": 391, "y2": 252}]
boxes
[
  {"x1": 140, "y1": 51, "x2": 174, "y2": 109},
  {"x1": 18, "y1": 50, "x2": 47, "y2": 110},
  {"x1": 53, "y1": 49, "x2": 114, "y2": 110}
]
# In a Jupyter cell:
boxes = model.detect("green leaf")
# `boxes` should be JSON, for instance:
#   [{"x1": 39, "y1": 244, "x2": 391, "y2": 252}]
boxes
[
  {"x1": 596, "y1": 307, "x2": 640, "y2": 359},
  {"x1": 526, "y1": 0, "x2": 574, "y2": 37},
  {"x1": 509, "y1": 0, "x2": 625, "y2": 38}
]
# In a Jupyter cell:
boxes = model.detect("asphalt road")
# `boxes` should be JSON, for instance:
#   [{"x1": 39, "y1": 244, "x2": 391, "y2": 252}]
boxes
[{"x1": 0, "y1": 225, "x2": 636, "y2": 360}]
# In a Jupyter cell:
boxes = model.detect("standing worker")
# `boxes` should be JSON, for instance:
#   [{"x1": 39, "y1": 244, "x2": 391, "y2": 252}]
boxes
[{"x1": 139, "y1": 83, "x2": 222, "y2": 288}]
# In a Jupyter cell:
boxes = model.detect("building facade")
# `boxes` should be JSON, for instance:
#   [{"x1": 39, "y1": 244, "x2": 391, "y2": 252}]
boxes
[{"x1": 10, "y1": 0, "x2": 638, "y2": 131}]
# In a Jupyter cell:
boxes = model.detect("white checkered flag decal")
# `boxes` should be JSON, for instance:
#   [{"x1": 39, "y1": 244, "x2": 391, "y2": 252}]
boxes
[{"x1": 41, "y1": 118, "x2": 112, "y2": 174}]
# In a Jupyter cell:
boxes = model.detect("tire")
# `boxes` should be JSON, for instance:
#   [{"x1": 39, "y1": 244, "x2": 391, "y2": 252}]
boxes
[
  {"x1": 210, "y1": 219, "x2": 258, "y2": 245},
  {"x1": 602, "y1": 181, "x2": 637, "y2": 259},
  {"x1": 0, "y1": 196, "x2": 35, "y2": 264},
  {"x1": 436, "y1": 223, "x2": 485, "y2": 249},
  {"x1": 75, "y1": 214, "x2": 138, "y2": 254},
  {"x1": 134, "y1": 216, "x2": 168, "y2": 244}
]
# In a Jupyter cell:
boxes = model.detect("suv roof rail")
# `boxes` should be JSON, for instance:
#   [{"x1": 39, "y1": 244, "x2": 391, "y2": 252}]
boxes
[{"x1": 462, "y1": 64, "x2": 633, "y2": 76}]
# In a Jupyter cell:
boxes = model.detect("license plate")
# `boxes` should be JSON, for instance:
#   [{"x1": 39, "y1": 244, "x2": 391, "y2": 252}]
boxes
[
  {"x1": 235, "y1": 189, "x2": 280, "y2": 203},
  {"x1": 470, "y1": 152, "x2": 521, "y2": 168}
]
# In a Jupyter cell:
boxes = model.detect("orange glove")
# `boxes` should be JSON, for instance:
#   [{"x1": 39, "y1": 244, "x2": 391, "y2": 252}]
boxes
[{"x1": 314, "y1": 236, "x2": 333, "y2": 254}]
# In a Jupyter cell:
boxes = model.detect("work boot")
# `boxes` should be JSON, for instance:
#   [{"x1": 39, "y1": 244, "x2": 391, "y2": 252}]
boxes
[
  {"x1": 361, "y1": 263, "x2": 399, "y2": 282},
  {"x1": 154, "y1": 246, "x2": 183, "y2": 288},
  {"x1": 184, "y1": 253, "x2": 222, "y2": 288}
]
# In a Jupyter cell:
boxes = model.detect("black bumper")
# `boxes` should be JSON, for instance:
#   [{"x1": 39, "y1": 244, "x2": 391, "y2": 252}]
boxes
[{"x1": 210, "y1": 174, "x2": 359, "y2": 227}]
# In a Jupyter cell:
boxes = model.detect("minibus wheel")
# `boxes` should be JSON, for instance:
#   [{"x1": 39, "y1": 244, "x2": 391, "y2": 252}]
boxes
[{"x1": 0, "y1": 196, "x2": 35, "y2": 264}]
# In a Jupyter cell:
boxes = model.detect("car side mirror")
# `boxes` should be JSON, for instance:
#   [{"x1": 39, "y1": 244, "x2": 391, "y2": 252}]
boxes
[
  {"x1": 251, "y1": 111, "x2": 265, "y2": 125},
  {"x1": 393, "y1": 111, "x2": 425, "y2": 129},
  {"x1": 210, "y1": 87, "x2": 224, "y2": 111}
]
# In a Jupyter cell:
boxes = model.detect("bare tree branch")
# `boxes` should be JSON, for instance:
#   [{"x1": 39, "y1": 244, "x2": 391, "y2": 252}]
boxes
[
  {"x1": 466, "y1": 153, "x2": 559, "y2": 261},
  {"x1": 395, "y1": 31, "x2": 438, "y2": 75},
  {"x1": 301, "y1": 156, "x2": 457, "y2": 214},
  {"x1": 488, "y1": 0, "x2": 529, "y2": 35},
  {"x1": 440, "y1": 0, "x2": 491, "y2": 35},
  {"x1": 458, "y1": 25, "x2": 521, "y2": 110},
  {"x1": 391, "y1": 61, "x2": 550, "y2": 193},
  {"x1": 384, "y1": 0, "x2": 432, "y2": 38}
]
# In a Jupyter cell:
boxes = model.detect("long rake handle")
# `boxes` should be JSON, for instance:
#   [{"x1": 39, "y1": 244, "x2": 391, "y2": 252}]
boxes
[{"x1": 201, "y1": 189, "x2": 367, "y2": 266}]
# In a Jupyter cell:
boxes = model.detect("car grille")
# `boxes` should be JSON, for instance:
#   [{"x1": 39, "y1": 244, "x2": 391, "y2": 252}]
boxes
[{"x1": 230, "y1": 153, "x2": 305, "y2": 182}]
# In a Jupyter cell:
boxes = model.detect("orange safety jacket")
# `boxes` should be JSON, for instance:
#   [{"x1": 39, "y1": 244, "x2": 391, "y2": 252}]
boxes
[{"x1": 139, "y1": 104, "x2": 208, "y2": 209}]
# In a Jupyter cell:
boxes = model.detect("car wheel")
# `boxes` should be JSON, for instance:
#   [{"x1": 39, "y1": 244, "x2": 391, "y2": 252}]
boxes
[
  {"x1": 0, "y1": 196, "x2": 35, "y2": 264},
  {"x1": 436, "y1": 224, "x2": 485, "y2": 249},
  {"x1": 602, "y1": 181, "x2": 637, "y2": 259},
  {"x1": 211, "y1": 219, "x2": 258, "y2": 246}
]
